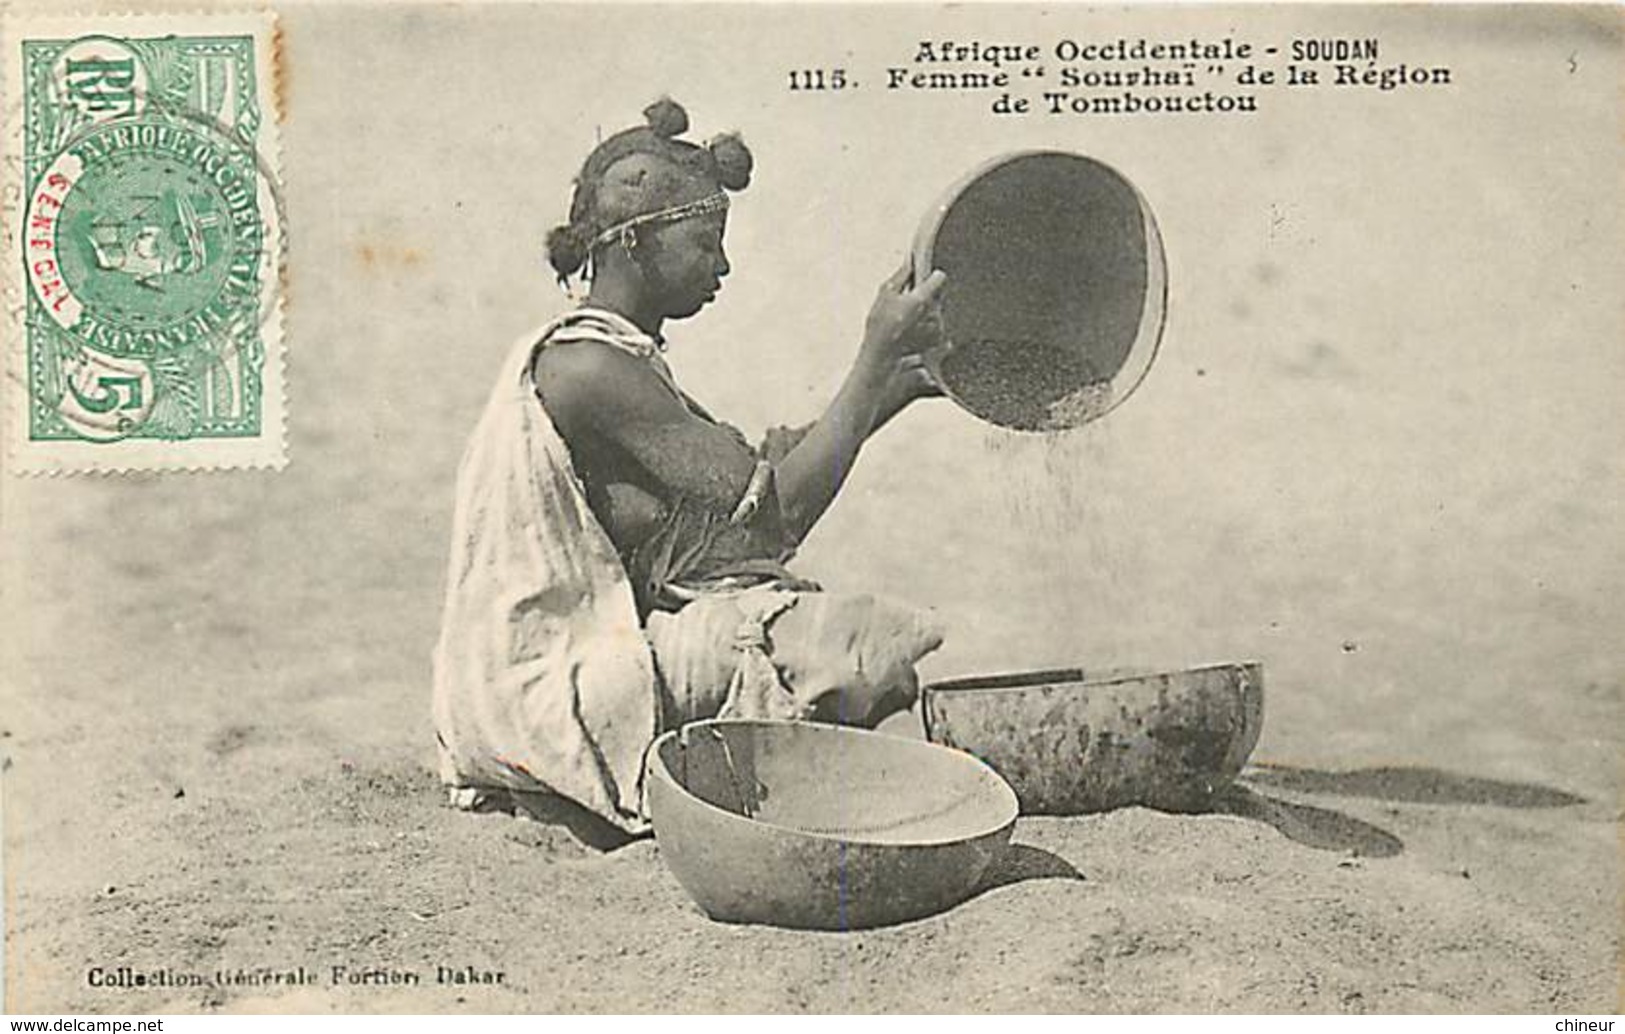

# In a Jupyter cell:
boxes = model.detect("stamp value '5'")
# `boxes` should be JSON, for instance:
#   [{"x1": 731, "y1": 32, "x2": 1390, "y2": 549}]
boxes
[{"x1": 4, "y1": 12, "x2": 284, "y2": 473}]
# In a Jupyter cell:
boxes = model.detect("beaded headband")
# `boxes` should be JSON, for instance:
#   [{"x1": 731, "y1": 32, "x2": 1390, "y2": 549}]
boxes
[{"x1": 591, "y1": 192, "x2": 729, "y2": 253}]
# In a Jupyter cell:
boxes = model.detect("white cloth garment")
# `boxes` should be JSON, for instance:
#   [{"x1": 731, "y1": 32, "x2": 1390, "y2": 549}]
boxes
[
  {"x1": 433, "y1": 308, "x2": 945, "y2": 835},
  {"x1": 431, "y1": 311, "x2": 664, "y2": 834}
]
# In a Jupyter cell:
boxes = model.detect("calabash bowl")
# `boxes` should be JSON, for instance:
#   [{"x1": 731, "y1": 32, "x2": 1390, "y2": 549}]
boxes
[
  {"x1": 646, "y1": 719, "x2": 1018, "y2": 930},
  {"x1": 921, "y1": 662, "x2": 1264, "y2": 814}
]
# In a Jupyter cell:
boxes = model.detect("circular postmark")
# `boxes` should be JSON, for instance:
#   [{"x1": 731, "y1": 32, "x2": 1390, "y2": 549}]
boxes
[
  {"x1": 34, "y1": 118, "x2": 266, "y2": 336},
  {"x1": 15, "y1": 32, "x2": 285, "y2": 444}
]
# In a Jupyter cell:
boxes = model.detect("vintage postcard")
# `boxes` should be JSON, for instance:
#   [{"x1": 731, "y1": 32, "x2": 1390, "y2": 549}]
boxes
[{"x1": 2, "y1": 1, "x2": 1620, "y2": 1016}]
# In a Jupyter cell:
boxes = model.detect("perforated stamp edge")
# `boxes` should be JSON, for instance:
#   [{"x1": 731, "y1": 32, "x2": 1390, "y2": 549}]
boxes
[{"x1": 2, "y1": 9, "x2": 285, "y2": 476}]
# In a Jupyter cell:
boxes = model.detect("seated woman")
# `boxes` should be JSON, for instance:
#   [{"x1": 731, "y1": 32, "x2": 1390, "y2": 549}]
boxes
[{"x1": 432, "y1": 99, "x2": 948, "y2": 840}]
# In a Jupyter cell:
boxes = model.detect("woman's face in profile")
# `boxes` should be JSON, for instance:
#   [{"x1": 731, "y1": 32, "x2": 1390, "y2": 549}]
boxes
[{"x1": 640, "y1": 212, "x2": 730, "y2": 320}]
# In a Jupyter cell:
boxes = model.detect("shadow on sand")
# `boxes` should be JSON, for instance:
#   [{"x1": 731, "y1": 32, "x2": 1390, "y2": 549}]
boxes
[
  {"x1": 507, "y1": 785, "x2": 1407, "y2": 864},
  {"x1": 477, "y1": 788, "x2": 644, "y2": 851},
  {"x1": 1207, "y1": 783, "x2": 1405, "y2": 858},
  {"x1": 484, "y1": 763, "x2": 1582, "y2": 871},
  {"x1": 975, "y1": 842, "x2": 1087, "y2": 894},
  {"x1": 1242, "y1": 764, "x2": 1587, "y2": 809}
]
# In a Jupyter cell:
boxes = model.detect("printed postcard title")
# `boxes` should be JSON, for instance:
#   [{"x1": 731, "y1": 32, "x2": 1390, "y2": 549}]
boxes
[{"x1": 786, "y1": 36, "x2": 1453, "y2": 115}]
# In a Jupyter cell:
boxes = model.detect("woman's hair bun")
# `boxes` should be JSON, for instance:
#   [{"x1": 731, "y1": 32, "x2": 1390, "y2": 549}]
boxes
[
  {"x1": 707, "y1": 132, "x2": 753, "y2": 191},
  {"x1": 643, "y1": 97, "x2": 690, "y2": 139},
  {"x1": 545, "y1": 222, "x2": 590, "y2": 279}
]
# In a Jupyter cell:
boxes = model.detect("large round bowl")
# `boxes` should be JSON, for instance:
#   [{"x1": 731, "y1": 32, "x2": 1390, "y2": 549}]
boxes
[
  {"x1": 913, "y1": 150, "x2": 1167, "y2": 432},
  {"x1": 646, "y1": 719, "x2": 1018, "y2": 930},
  {"x1": 921, "y1": 662, "x2": 1263, "y2": 814}
]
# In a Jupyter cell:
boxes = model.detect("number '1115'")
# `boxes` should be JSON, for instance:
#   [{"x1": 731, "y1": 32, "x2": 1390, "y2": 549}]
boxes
[{"x1": 787, "y1": 69, "x2": 849, "y2": 90}]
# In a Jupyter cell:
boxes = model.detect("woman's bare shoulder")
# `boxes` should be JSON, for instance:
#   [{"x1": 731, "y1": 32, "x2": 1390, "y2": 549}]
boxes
[{"x1": 531, "y1": 339, "x2": 682, "y2": 428}]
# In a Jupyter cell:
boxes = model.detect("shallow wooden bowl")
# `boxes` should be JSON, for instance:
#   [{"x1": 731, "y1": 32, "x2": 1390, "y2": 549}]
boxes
[
  {"x1": 921, "y1": 662, "x2": 1264, "y2": 814},
  {"x1": 646, "y1": 719, "x2": 1018, "y2": 930}
]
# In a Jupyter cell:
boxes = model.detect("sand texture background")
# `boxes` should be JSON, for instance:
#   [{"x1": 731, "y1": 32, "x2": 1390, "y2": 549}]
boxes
[{"x1": 3, "y1": 3, "x2": 1621, "y2": 1013}]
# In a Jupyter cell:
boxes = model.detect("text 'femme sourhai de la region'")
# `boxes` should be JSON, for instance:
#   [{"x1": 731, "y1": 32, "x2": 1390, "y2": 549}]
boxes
[{"x1": 784, "y1": 35, "x2": 1455, "y2": 116}]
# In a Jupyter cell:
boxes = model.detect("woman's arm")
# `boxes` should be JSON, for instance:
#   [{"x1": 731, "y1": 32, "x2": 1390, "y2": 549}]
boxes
[
  {"x1": 867, "y1": 354, "x2": 947, "y2": 438},
  {"x1": 534, "y1": 266, "x2": 946, "y2": 540},
  {"x1": 774, "y1": 266, "x2": 946, "y2": 538}
]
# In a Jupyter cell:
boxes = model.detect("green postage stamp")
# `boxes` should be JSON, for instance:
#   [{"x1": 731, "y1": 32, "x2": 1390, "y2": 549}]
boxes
[{"x1": 4, "y1": 12, "x2": 283, "y2": 473}]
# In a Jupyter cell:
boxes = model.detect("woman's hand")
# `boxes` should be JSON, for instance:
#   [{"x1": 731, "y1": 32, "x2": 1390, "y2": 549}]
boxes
[
  {"x1": 773, "y1": 263, "x2": 949, "y2": 539},
  {"x1": 861, "y1": 262, "x2": 948, "y2": 366},
  {"x1": 869, "y1": 354, "x2": 947, "y2": 436}
]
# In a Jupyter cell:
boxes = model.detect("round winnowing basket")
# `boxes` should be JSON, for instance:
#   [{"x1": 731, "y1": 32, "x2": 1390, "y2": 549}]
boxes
[{"x1": 913, "y1": 151, "x2": 1167, "y2": 432}]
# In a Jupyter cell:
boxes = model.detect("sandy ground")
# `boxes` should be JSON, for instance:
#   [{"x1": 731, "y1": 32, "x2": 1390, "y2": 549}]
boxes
[
  {"x1": 4, "y1": 2, "x2": 1623, "y2": 1015},
  {"x1": 5, "y1": 262, "x2": 1621, "y2": 1017}
]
